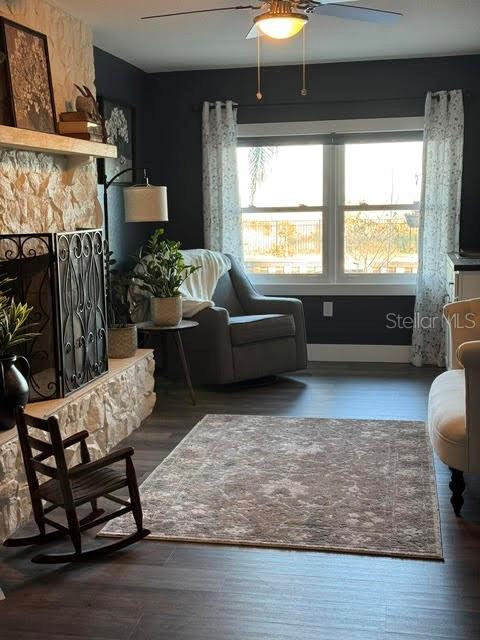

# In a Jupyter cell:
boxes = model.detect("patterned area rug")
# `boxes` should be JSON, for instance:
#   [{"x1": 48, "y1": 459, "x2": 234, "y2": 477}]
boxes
[{"x1": 99, "y1": 415, "x2": 443, "y2": 560}]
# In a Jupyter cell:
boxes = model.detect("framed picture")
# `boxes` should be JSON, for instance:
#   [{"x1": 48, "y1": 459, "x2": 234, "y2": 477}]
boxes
[
  {"x1": 0, "y1": 19, "x2": 56, "y2": 133},
  {"x1": 98, "y1": 97, "x2": 135, "y2": 185}
]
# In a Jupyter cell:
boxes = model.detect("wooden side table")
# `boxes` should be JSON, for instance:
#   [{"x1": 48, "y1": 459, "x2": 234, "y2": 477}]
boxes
[{"x1": 137, "y1": 320, "x2": 198, "y2": 405}]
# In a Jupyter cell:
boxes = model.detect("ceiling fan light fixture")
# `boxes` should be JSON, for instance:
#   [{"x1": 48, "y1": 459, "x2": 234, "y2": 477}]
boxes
[{"x1": 254, "y1": 11, "x2": 308, "y2": 40}]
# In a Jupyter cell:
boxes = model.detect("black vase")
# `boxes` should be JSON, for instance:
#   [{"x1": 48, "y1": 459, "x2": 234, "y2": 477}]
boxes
[{"x1": 0, "y1": 356, "x2": 30, "y2": 431}]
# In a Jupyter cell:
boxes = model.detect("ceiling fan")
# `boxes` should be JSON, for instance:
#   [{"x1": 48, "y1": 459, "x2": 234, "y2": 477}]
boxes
[{"x1": 141, "y1": 1, "x2": 403, "y2": 40}]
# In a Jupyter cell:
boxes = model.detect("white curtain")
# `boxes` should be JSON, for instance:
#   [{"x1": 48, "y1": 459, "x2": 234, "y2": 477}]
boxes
[
  {"x1": 411, "y1": 90, "x2": 464, "y2": 367},
  {"x1": 202, "y1": 101, "x2": 242, "y2": 257}
]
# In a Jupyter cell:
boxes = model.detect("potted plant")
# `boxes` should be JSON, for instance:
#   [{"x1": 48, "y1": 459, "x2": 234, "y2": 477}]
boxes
[
  {"x1": 107, "y1": 256, "x2": 138, "y2": 359},
  {"x1": 134, "y1": 229, "x2": 199, "y2": 327},
  {"x1": 0, "y1": 277, "x2": 38, "y2": 430}
]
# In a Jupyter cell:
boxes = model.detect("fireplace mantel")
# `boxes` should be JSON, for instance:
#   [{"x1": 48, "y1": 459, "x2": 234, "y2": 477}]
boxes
[
  {"x1": 0, "y1": 124, "x2": 117, "y2": 184},
  {"x1": 0, "y1": 124, "x2": 117, "y2": 159}
]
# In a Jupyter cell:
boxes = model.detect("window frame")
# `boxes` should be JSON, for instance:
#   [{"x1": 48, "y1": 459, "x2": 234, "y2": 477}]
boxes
[
  {"x1": 238, "y1": 136, "x2": 329, "y2": 284},
  {"x1": 237, "y1": 119, "x2": 424, "y2": 292}
]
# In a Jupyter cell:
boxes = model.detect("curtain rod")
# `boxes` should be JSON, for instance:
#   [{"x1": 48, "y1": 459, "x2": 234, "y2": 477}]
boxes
[
  {"x1": 200, "y1": 101, "x2": 239, "y2": 110},
  {"x1": 430, "y1": 89, "x2": 468, "y2": 100},
  {"x1": 194, "y1": 90, "x2": 470, "y2": 112}
]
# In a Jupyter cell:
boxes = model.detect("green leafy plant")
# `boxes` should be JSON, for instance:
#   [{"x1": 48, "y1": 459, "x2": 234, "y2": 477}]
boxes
[
  {"x1": 0, "y1": 276, "x2": 9, "y2": 312},
  {"x1": 134, "y1": 229, "x2": 199, "y2": 299},
  {"x1": 106, "y1": 252, "x2": 137, "y2": 328},
  {"x1": 0, "y1": 275, "x2": 14, "y2": 302},
  {"x1": 0, "y1": 277, "x2": 38, "y2": 358}
]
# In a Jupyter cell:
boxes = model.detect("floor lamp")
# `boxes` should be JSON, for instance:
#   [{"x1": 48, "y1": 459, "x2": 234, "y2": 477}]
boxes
[{"x1": 102, "y1": 168, "x2": 169, "y2": 244}]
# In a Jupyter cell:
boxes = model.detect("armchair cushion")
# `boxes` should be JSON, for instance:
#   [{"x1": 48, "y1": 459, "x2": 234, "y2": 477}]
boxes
[
  {"x1": 229, "y1": 314, "x2": 296, "y2": 346},
  {"x1": 226, "y1": 254, "x2": 307, "y2": 370},
  {"x1": 213, "y1": 273, "x2": 245, "y2": 315},
  {"x1": 428, "y1": 369, "x2": 467, "y2": 470}
]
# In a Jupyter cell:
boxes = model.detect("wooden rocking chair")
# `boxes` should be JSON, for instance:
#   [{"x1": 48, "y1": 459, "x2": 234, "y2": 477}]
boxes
[{"x1": 4, "y1": 407, "x2": 150, "y2": 563}]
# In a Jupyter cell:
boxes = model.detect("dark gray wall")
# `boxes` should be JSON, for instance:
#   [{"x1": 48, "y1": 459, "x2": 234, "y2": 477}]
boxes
[
  {"x1": 94, "y1": 47, "x2": 155, "y2": 267},
  {"x1": 94, "y1": 51, "x2": 480, "y2": 345},
  {"x1": 301, "y1": 296, "x2": 415, "y2": 346},
  {"x1": 147, "y1": 55, "x2": 480, "y2": 252}
]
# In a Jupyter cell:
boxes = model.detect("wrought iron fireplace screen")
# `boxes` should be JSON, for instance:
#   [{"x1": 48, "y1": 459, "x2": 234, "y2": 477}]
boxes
[{"x1": 0, "y1": 230, "x2": 108, "y2": 402}]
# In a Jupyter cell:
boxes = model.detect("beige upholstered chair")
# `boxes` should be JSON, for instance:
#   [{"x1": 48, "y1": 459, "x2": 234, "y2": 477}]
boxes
[{"x1": 428, "y1": 298, "x2": 480, "y2": 515}]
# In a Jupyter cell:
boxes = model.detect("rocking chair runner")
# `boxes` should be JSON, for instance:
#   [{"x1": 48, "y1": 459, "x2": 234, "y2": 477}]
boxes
[{"x1": 4, "y1": 407, "x2": 150, "y2": 563}]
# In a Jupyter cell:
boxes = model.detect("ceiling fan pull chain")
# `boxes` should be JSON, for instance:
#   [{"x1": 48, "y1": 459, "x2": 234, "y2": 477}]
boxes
[
  {"x1": 301, "y1": 24, "x2": 308, "y2": 97},
  {"x1": 256, "y1": 35, "x2": 263, "y2": 100}
]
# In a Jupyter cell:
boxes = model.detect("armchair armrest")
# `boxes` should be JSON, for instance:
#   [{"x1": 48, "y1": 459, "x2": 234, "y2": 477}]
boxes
[
  {"x1": 69, "y1": 447, "x2": 134, "y2": 477},
  {"x1": 444, "y1": 298, "x2": 480, "y2": 369},
  {"x1": 457, "y1": 340, "x2": 480, "y2": 473},
  {"x1": 457, "y1": 340, "x2": 480, "y2": 369},
  {"x1": 250, "y1": 295, "x2": 308, "y2": 370},
  {"x1": 246, "y1": 294, "x2": 304, "y2": 316},
  {"x1": 184, "y1": 306, "x2": 235, "y2": 383},
  {"x1": 193, "y1": 306, "x2": 231, "y2": 344},
  {"x1": 199, "y1": 305, "x2": 230, "y2": 325}
]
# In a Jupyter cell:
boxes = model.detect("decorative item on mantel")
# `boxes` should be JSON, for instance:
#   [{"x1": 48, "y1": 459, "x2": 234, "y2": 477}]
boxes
[
  {"x1": 0, "y1": 276, "x2": 38, "y2": 431},
  {"x1": 58, "y1": 118, "x2": 104, "y2": 142},
  {"x1": 134, "y1": 229, "x2": 200, "y2": 327},
  {"x1": 0, "y1": 231, "x2": 108, "y2": 403},
  {"x1": 107, "y1": 253, "x2": 138, "y2": 359},
  {"x1": 58, "y1": 85, "x2": 107, "y2": 143},
  {"x1": 0, "y1": 18, "x2": 56, "y2": 132}
]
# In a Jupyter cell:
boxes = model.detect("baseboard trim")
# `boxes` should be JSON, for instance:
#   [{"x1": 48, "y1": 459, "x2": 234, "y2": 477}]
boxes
[{"x1": 307, "y1": 344, "x2": 411, "y2": 363}]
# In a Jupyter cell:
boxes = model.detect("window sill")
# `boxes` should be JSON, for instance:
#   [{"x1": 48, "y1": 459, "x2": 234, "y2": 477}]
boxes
[{"x1": 255, "y1": 282, "x2": 417, "y2": 297}]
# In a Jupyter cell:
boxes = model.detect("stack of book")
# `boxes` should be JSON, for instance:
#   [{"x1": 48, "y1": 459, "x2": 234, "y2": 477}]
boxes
[{"x1": 58, "y1": 112, "x2": 105, "y2": 142}]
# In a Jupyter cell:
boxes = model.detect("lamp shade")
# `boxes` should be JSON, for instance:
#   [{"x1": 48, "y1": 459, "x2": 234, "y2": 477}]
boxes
[{"x1": 123, "y1": 184, "x2": 168, "y2": 223}]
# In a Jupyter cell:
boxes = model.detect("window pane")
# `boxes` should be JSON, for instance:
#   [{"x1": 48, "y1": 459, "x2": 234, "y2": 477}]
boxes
[
  {"x1": 345, "y1": 141, "x2": 423, "y2": 206},
  {"x1": 242, "y1": 211, "x2": 323, "y2": 275},
  {"x1": 237, "y1": 145, "x2": 323, "y2": 208},
  {"x1": 344, "y1": 210, "x2": 419, "y2": 274}
]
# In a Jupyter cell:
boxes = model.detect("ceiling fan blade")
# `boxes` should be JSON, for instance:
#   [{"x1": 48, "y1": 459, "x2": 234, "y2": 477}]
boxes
[
  {"x1": 245, "y1": 24, "x2": 259, "y2": 39},
  {"x1": 310, "y1": 4, "x2": 402, "y2": 25},
  {"x1": 142, "y1": 5, "x2": 261, "y2": 20}
]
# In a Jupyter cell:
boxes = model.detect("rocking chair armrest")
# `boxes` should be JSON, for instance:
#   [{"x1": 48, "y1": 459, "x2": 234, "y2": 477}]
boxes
[
  {"x1": 34, "y1": 430, "x2": 92, "y2": 463},
  {"x1": 68, "y1": 447, "x2": 135, "y2": 477},
  {"x1": 63, "y1": 430, "x2": 90, "y2": 449}
]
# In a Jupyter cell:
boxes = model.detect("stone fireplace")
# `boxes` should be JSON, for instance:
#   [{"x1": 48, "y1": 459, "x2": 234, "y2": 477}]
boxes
[{"x1": 0, "y1": 0, "x2": 156, "y2": 543}]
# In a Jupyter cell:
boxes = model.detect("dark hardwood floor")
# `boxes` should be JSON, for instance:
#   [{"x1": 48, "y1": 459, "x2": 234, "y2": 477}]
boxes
[{"x1": 1, "y1": 363, "x2": 480, "y2": 640}]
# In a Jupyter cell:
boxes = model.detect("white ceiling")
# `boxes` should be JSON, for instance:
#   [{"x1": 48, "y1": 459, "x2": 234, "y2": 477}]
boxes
[{"x1": 51, "y1": 0, "x2": 480, "y2": 72}]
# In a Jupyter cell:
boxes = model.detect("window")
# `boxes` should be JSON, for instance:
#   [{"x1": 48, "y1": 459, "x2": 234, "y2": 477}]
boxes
[
  {"x1": 237, "y1": 144, "x2": 324, "y2": 276},
  {"x1": 237, "y1": 125, "x2": 423, "y2": 287},
  {"x1": 342, "y1": 141, "x2": 422, "y2": 278}
]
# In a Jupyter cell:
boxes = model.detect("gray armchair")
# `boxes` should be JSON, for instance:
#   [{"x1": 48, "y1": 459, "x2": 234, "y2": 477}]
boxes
[{"x1": 166, "y1": 254, "x2": 307, "y2": 384}]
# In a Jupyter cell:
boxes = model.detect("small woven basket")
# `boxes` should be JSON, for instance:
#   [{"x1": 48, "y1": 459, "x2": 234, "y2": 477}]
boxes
[{"x1": 108, "y1": 325, "x2": 138, "y2": 359}]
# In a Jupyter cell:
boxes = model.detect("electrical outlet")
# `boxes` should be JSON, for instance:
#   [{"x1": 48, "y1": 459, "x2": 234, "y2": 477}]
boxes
[{"x1": 323, "y1": 301, "x2": 334, "y2": 317}]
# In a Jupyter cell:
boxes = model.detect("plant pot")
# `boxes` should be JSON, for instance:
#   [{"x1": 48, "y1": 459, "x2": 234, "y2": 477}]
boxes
[
  {"x1": 108, "y1": 325, "x2": 138, "y2": 359},
  {"x1": 151, "y1": 296, "x2": 182, "y2": 327},
  {"x1": 0, "y1": 355, "x2": 30, "y2": 431}
]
